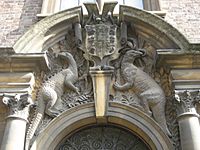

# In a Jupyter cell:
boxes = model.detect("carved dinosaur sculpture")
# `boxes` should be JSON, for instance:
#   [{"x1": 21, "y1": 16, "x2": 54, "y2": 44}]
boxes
[
  {"x1": 25, "y1": 51, "x2": 79, "y2": 150},
  {"x1": 113, "y1": 50, "x2": 172, "y2": 137}
]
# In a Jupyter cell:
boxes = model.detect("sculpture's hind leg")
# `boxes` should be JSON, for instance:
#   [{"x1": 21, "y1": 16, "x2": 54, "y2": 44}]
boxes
[
  {"x1": 140, "y1": 96, "x2": 152, "y2": 116},
  {"x1": 43, "y1": 87, "x2": 60, "y2": 117},
  {"x1": 140, "y1": 91, "x2": 152, "y2": 116},
  {"x1": 151, "y1": 100, "x2": 172, "y2": 137}
]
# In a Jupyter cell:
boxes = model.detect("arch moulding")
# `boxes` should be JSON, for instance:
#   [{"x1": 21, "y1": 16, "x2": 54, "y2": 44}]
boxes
[
  {"x1": 13, "y1": 5, "x2": 189, "y2": 54},
  {"x1": 30, "y1": 103, "x2": 173, "y2": 150}
]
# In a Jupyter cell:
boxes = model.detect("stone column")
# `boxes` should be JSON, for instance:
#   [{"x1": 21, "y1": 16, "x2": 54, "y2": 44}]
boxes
[
  {"x1": 1, "y1": 93, "x2": 33, "y2": 150},
  {"x1": 175, "y1": 90, "x2": 200, "y2": 150}
]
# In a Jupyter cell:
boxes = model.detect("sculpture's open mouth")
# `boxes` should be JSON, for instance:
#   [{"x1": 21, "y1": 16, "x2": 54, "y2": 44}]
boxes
[{"x1": 128, "y1": 49, "x2": 144, "y2": 56}]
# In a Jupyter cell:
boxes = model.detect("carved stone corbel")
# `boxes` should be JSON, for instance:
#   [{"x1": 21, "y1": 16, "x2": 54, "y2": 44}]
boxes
[{"x1": 90, "y1": 69, "x2": 113, "y2": 120}]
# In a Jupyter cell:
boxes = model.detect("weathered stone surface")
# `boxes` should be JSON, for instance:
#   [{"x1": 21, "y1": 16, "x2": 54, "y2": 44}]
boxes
[
  {"x1": 0, "y1": 1, "x2": 200, "y2": 150},
  {"x1": 1, "y1": 93, "x2": 33, "y2": 150},
  {"x1": 2, "y1": 93, "x2": 33, "y2": 120},
  {"x1": 174, "y1": 90, "x2": 200, "y2": 150}
]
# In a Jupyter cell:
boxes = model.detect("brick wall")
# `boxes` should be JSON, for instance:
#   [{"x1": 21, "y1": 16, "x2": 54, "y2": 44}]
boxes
[
  {"x1": 0, "y1": 0, "x2": 42, "y2": 47},
  {"x1": 0, "y1": 0, "x2": 199, "y2": 47},
  {"x1": 160, "y1": 0, "x2": 200, "y2": 43}
]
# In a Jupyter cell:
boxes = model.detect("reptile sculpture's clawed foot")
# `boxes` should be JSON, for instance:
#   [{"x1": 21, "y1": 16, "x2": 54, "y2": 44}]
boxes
[
  {"x1": 146, "y1": 110, "x2": 152, "y2": 117},
  {"x1": 52, "y1": 112, "x2": 60, "y2": 117},
  {"x1": 75, "y1": 87, "x2": 80, "y2": 95},
  {"x1": 50, "y1": 112, "x2": 60, "y2": 118},
  {"x1": 113, "y1": 82, "x2": 121, "y2": 90},
  {"x1": 46, "y1": 109, "x2": 60, "y2": 118}
]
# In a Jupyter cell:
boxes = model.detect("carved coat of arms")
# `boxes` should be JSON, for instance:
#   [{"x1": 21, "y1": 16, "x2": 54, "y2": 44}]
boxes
[{"x1": 85, "y1": 24, "x2": 117, "y2": 60}]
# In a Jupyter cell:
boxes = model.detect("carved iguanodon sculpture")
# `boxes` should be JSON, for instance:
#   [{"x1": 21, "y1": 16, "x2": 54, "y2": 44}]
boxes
[
  {"x1": 25, "y1": 51, "x2": 79, "y2": 149},
  {"x1": 114, "y1": 50, "x2": 172, "y2": 137}
]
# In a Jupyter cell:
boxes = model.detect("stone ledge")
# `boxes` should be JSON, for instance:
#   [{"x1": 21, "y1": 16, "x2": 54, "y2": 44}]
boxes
[
  {"x1": 0, "y1": 72, "x2": 35, "y2": 95},
  {"x1": 0, "y1": 53, "x2": 49, "y2": 72}
]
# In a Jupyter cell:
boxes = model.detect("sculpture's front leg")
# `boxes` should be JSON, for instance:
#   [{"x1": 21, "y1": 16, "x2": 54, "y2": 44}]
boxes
[{"x1": 113, "y1": 82, "x2": 132, "y2": 91}]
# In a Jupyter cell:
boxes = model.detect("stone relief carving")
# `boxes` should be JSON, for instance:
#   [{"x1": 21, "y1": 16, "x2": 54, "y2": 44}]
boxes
[
  {"x1": 112, "y1": 44, "x2": 171, "y2": 137},
  {"x1": 26, "y1": 35, "x2": 95, "y2": 149},
  {"x1": 80, "y1": 3, "x2": 119, "y2": 119},
  {"x1": 25, "y1": 49, "x2": 91, "y2": 149},
  {"x1": 41, "y1": 51, "x2": 79, "y2": 117},
  {"x1": 143, "y1": 65, "x2": 183, "y2": 150},
  {"x1": 154, "y1": 67, "x2": 181, "y2": 149},
  {"x1": 26, "y1": 3, "x2": 177, "y2": 148},
  {"x1": 80, "y1": 2, "x2": 120, "y2": 70},
  {"x1": 62, "y1": 91, "x2": 93, "y2": 109}
]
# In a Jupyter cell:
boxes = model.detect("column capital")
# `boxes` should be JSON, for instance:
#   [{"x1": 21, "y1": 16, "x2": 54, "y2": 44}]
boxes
[
  {"x1": 2, "y1": 93, "x2": 33, "y2": 121},
  {"x1": 174, "y1": 90, "x2": 200, "y2": 115}
]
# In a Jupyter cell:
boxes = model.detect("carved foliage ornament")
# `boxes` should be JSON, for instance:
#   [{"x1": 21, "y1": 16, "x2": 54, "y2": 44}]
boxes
[
  {"x1": 175, "y1": 90, "x2": 200, "y2": 114},
  {"x1": 2, "y1": 93, "x2": 33, "y2": 120}
]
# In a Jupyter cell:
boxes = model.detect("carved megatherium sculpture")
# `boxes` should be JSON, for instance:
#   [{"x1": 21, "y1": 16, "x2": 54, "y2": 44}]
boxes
[
  {"x1": 25, "y1": 2, "x2": 172, "y2": 149},
  {"x1": 113, "y1": 49, "x2": 171, "y2": 137}
]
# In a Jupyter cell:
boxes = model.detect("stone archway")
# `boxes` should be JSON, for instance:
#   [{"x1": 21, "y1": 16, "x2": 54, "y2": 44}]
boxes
[
  {"x1": 6, "y1": 3, "x2": 189, "y2": 150},
  {"x1": 1, "y1": 2, "x2": 200, "y2": 150},
  {"x1": 30, "y1": 103, "x2": 172, "y2": 150},
  {"x1": 56, "y1": 125, "x2": 150, "y2": 150}
]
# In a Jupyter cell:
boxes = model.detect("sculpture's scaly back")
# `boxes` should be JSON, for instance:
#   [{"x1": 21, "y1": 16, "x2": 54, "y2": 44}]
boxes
[{"x1": 25, "y1": 52, "x2": 79, "y2": 150}]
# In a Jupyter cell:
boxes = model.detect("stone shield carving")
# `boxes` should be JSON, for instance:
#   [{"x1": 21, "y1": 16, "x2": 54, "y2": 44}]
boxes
[
  {"x1": 85, "y1": 24, "x2": 116, "y2": 58},
  {"x1": 85, "y1": 24, "x2": 117, "y2": 67}
]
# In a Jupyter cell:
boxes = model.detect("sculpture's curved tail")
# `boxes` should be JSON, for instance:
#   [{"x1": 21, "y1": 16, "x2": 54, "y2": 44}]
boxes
[
  {"x1": 151, "y1": 100, "x2": 172, "y2": 137},
  {"x1": 25, "y1": 96, "x2": 45, "y2": 150}
]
